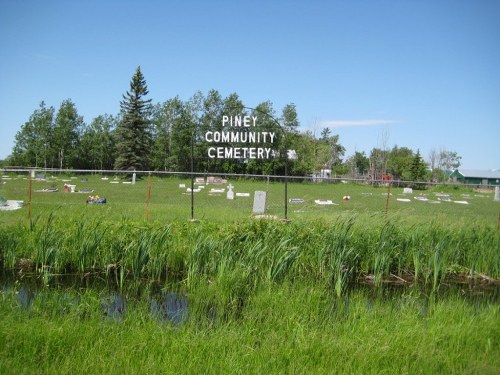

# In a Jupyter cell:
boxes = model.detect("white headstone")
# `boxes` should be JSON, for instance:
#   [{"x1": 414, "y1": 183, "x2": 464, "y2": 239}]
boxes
[
  {"x1": 403, "y1": 187, "x2": 413, "y2": 194},
  {"x1": 494, "y1": 186, "x2": 500, "y2": 202},
  {"x1": 226, "y1": 184, "x2": 234, "y2": 200},
  {"x1": 132, "y1": 173, "x2": 136, "y2": 185},
  {"x1": 253, "y1": 191, "x2": 267, "y2": 214}
]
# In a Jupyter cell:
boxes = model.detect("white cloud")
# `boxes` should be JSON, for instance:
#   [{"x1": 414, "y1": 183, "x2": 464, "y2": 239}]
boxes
[{"x1": 320, "y1": 119, "x2": 399, "y2": 128}]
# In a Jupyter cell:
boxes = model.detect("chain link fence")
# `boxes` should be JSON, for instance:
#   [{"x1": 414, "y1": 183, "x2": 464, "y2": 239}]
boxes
[{"x1": 1, "y1": 168, "x2": 499, "y2": 224}]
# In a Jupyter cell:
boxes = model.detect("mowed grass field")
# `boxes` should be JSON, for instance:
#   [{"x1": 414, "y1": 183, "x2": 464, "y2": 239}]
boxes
[{"x1": 1, "y1": 173, "x2": 498, "y2": 227}]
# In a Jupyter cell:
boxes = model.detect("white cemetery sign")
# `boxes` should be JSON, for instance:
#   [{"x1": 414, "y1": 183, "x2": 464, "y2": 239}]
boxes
[{"x1": 205, "y1": 115, "x2": 277, "y2": 160}]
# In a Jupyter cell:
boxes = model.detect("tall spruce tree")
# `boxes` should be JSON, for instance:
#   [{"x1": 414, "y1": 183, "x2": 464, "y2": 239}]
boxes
[
  {"x1": 114, "y1": 66, "x2": 152, "y2": 171},
  {"x1": 409, "y1": 149, "x2": 428, "y2": 189}
]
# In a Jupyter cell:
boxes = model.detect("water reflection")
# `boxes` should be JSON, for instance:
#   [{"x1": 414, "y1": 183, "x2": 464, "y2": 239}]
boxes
[
  {"x1": 15, "y1": 286, "x2": 34, "y2": 309},
  {"x1": 101, "y1": 292, "x2": 126, "y2": 320},
  {"x1": 1, "y1": 273, "x2": 190, "y2": 324},
  {"x1": 1, "y1": 272, "x2": 498, "y2": 325},
  {"x1": 150, "y1": 292, "x2": 188, "y2": 325}
]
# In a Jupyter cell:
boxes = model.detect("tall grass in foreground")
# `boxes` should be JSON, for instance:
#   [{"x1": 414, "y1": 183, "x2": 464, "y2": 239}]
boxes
[
  {"x1": 0, "y1": 214, "x2": 498, "y2": 296},
  {"x1": 0, "y1": 283, "x2": 498, "y2": 374}
]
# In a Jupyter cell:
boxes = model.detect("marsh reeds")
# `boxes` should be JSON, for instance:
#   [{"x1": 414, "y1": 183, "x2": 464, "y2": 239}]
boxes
[
  {"x1": 71, "y1": 220, "x2": 107, "y2": 273},
  {"x1": 0, "y1": 214, "x2": 498, "y2": 294},
  {"x1": 31, "y1": 214, "x2": 61, "y2": 275}
]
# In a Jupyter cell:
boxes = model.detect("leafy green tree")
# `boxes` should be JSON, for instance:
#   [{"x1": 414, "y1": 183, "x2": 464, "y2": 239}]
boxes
[
  {"x1": 346, "y1": 151, "x2": 370, "y2": 177},
  {"x1": 218, "y1": 93, "x2": 246, "y2": 174},
  {"x1": 428, "y1": 148, "x2": 461, "y2": 182},
  {"x1": 248, "y1": 101, "x2": 277, "y2": 175},
  {"x1": 79, "y1": 114, "x2": 116, "y2": 170},
  {"x1": 287, "y1": 130, "x2": 316, "y2": 176},
  {"x1": 387, "y1": 146, "x2": 414, "y2": 180},
  {"x1": 369, "y1": 147, "x2": 389, "y2": 179},
  {"x1": 438, "y1": 149, "x2": 461, "y2": 171},
  {"x1": 114, "y1": 66, "x2": 153, "y2": 171},
  {"x1": 150, "y1": 101, "x2": 174, "y2": 171},
  {"x1": 185, "y1": 91, "x2": 206, "y2": 173},
  {"x1": 317, "y1": 133, "x2": 345, "y2": 174},
  {"x1": 53, "y1": 99, "x2": 84, "y2": 169},
  {"x1": 317, "y1": 130, "x2": 348, "y2": 176},
  {"x1": 280, "y1": 103, "x2": 305, "y2": 175},
  {"x1": 281, "y1": 103, "x2": 299, "y2": 134},
  {"x1": 199, "y1": 89, "x2": 224, "y2": 173},
  {"x1": 11, "y1": 101, "x2": 54, "y2": 167},
  {"x1": 152, "y1": 97, "x2": 188, "y2": 171},
  {"x1": 168, "y1": 100, "x2": 196, "y2": 173}
]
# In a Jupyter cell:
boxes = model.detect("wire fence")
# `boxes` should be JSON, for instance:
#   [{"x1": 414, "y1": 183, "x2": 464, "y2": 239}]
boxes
[{"x1": 1, "y1": 168, "x2": 499, "y2": 224}]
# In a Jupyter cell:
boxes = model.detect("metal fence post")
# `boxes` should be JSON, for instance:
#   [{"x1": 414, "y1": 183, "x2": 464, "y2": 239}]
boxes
[
  {"x1": 27, "y1": 170, "x2": 32, "y2": 224},
  {"x1": 191, "y1": 129, "x2": 195, "y2": 221},
  {"x1": 145, "y1": 173, "x2": 151, "y2": 221}
]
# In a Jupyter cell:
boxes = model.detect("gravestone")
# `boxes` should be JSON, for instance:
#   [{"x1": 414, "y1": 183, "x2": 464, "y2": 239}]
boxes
[
  {"x1": 132, "y1": 173, "x2": 136, "y2": 185},
  {"x1": 253, "y1": 191, "x2": 267, "y2": 214},
  {"x1": 494, "y1": 186, "x2": 500, "y2": 202},
  {"x1": 227, "y1": 184, "x2": 234, "y2": 200}
]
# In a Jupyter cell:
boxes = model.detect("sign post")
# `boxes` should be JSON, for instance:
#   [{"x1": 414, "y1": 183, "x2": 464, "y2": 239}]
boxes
[{"x1": 204, "y1": 107, "x2": 289, "y2": 220}]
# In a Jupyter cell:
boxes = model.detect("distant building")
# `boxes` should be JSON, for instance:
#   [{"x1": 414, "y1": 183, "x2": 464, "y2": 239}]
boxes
[{"x1": 449, "y1": 169, "x2": 500, "y2": 186}]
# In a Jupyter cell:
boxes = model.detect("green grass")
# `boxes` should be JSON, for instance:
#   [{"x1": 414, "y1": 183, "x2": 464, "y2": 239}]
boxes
[
  {"x1": 1, "y1": 173, "x2": 499, "y2": 374},
  {"x1": 0, "y1": 283, "x2": 498, "y2": 374},
  {"x1": 1, "y1": 173, "x2": 498, "y2": 226}
]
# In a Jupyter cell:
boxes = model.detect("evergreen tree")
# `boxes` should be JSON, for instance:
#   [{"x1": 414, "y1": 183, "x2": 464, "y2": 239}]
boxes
[
  {"x1": 409, "y1": 149, "x2": 428, "y2": 189},
  {"x1": 114, "y1": 66, "x2": 152, "y2": 171}
]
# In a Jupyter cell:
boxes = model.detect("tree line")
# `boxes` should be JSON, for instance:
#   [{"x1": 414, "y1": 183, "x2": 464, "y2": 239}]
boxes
[{"x1": 6, "y1": 67, "x2": 461, "y2": 183}]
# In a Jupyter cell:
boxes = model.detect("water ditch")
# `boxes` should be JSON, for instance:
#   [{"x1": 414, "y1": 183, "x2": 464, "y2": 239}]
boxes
[
  {"x1": 1, "y1": 272, "x2": 498, "y2": 324},
  {"x1": 1, "y1": 273, "x2": 189, "y2": 324}
]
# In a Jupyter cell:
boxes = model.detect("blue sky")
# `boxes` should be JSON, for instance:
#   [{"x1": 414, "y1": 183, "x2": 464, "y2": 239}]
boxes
[{"x1": 1, "y1": 0, "x2": 499, "y2": 169}]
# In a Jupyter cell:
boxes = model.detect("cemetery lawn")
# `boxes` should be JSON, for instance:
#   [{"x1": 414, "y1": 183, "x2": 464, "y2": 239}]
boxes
[{"x1": 0, "y1": 174, "x2": 498, "y2": 227}]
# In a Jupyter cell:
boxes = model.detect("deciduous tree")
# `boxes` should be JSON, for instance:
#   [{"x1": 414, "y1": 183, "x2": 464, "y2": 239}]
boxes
[
  {"x1": 11, "y1": 101, "x2": 54, "y2": 167},
  {"x1": 79, "y1": 114, "x2": 116, "y2": 170},
  {"x1": 346, "y1": 151, "x2": 370, "y2": 177},
  {"x1": 387, "y1": 146, "x2": 414, "y2": 180},
  {"x1": 53, "y1": 99, "x2": 84, "y2": 169}
]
